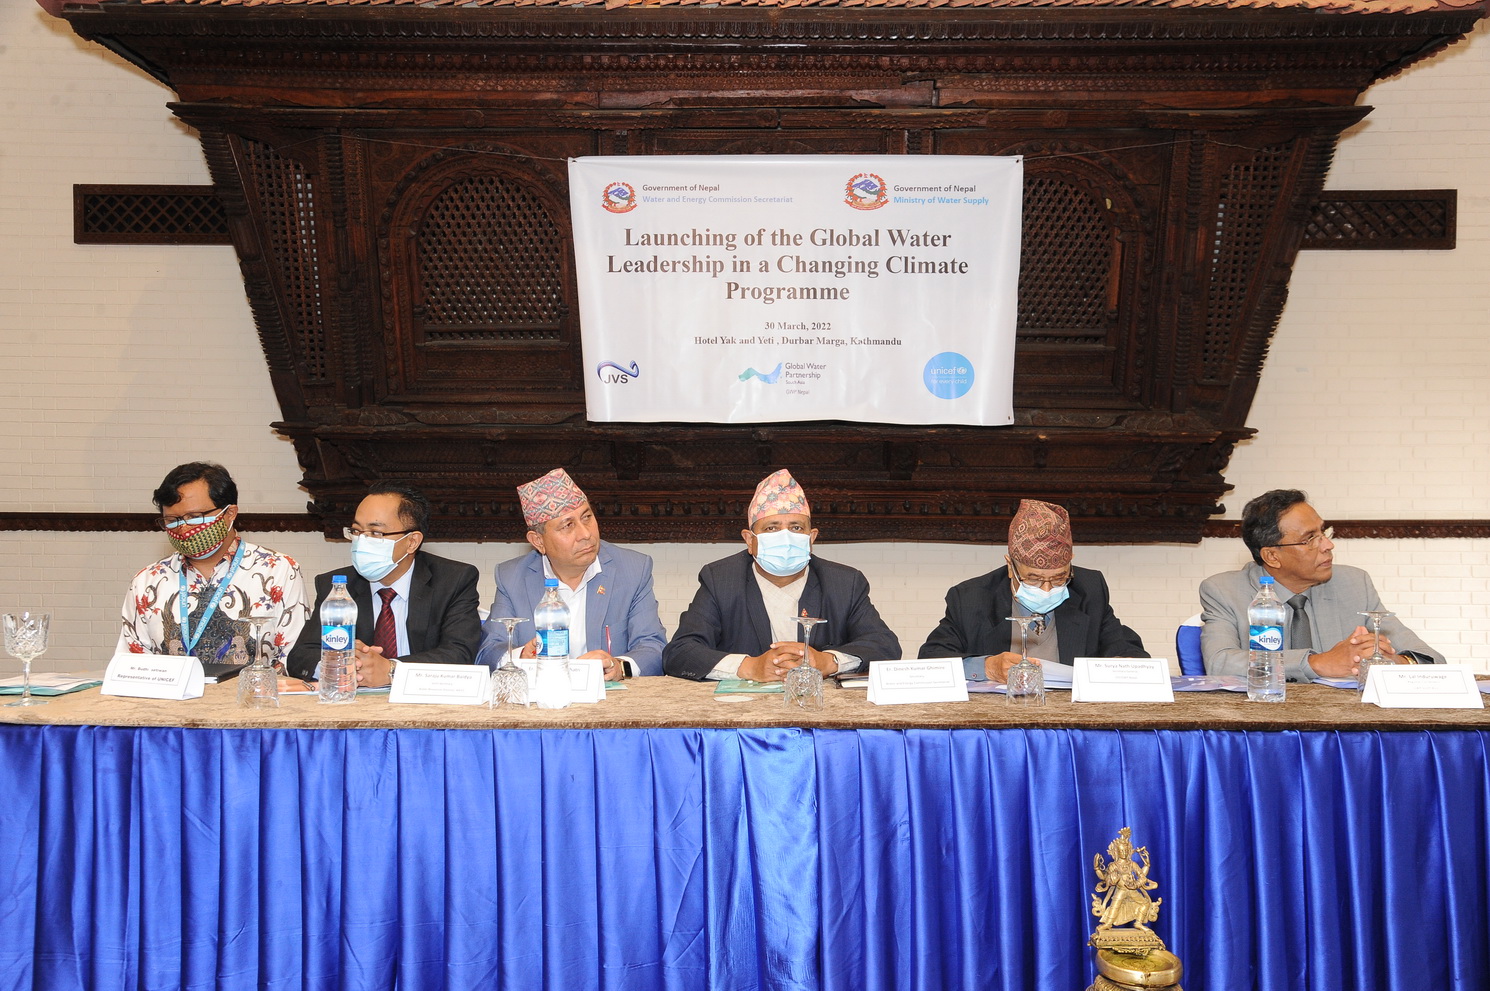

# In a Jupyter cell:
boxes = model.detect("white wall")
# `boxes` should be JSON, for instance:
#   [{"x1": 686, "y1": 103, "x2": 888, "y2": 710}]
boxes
[{"x1": 2, "y1": 4, "x2": 1487, "y2": 674}]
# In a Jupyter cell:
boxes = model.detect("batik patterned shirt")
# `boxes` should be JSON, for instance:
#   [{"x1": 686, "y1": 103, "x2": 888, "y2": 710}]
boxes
[{"x1": 117, "y1": 539, "x2": 310, "y2": 673}]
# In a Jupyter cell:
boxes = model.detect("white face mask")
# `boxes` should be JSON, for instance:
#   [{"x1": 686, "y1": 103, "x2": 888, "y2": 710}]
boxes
[
  {"x1": 753, "y1": 529, "x2": 812, "y2": 577},
  {"x1": 351, "y1": 535, "x2": 410, "y2": 583}
]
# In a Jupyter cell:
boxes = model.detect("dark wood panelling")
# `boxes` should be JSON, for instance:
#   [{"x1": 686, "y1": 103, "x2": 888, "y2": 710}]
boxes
[
  {"x1": 57, "y1": 5, "x2": 1485, "y2": 542},
  {"x1": 1301, "y1": 190, "x2": 1456, "y2": 250},
  {"x1": 73, "y1": 184, "x2": 229, "y2": 245}
]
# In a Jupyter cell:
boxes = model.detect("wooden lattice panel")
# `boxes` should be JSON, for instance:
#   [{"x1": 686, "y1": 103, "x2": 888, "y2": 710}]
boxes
[
  {"x1": 238, "y1": 138, "x2": 331, "y2": 382},
  {"x1": 73, "y1": 184, "x2": 229, "y2": 244},
  {"x1": 1018, "y1": 176, "x2": 1115, "y2": 345},
  {"x1": 1302, "y1": 190, "x2": 1456, "y2": 250}
]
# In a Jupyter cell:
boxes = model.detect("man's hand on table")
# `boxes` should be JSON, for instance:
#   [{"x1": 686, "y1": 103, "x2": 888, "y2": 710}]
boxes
[
  {"x1": 576, "y1": 649, "x2": 626, "y2": 681},
  {"x1": 353, "y1": 641, "x2": 394, "y2": 688},
  {"x1": 737, "y1": 642, "x2": 836, "y2": 682},
  {"x1": 1308, "y1": 626, "x2": 1409, "y2": 678}
]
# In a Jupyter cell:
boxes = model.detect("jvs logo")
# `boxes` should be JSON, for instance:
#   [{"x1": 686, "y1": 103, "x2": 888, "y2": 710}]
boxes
[{"x1": 597, "y1": 360, "x2": 640, "y2": 384}]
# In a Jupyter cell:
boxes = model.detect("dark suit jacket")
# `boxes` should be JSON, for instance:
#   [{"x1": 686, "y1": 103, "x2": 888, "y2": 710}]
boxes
[
  {"x1": 663, "y1": 550, "x2": 901, "y2": 681},
  {"x1": 917, "y1": 565, "x2": 1147, "y2": 664},
  {"x1": 286, "y1": 551, "x2": 483, "y2": 680}
]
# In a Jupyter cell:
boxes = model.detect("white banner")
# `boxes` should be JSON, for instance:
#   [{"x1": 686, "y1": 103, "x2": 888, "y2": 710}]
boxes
[{"x1": 568, "y1": 155, "x2": 1022, "y2": 425}]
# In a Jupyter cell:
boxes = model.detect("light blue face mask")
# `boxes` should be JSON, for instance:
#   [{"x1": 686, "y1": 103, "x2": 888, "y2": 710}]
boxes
[
  {"x1": 753, "y1": 529, "x2": 812, "y2": 578},
  {"x1": 352, "y1": 535, "x2": 409, "y2": 583},
  {"x1": 1014, "y1": 581, "x2": 1069, "y2": 615}
]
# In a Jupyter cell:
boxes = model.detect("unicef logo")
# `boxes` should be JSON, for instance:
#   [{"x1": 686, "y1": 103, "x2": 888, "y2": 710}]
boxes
[
  {"x1": 322, "y1": 626, "x2": 352, "y2": 651},
  {"x1": 923, "y1": 351, "x2": 974, "y2": 400},
  {"x1": 1250, "y1": 627, "x2": 1284, "y2": 651}
]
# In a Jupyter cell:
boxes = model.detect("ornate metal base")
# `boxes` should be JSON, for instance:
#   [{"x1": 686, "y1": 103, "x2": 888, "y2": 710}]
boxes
[{"x1": 1090, "y1": 948, "x2": 1183, "y2": 991}]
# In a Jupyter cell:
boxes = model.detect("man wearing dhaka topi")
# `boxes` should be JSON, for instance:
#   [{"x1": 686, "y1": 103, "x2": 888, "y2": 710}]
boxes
[{"x1": 663, "y1": 469, "x2": 900, "y2": 681}]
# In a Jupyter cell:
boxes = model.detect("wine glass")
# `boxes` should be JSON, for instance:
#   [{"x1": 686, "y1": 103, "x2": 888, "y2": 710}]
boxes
[
  {"x1": 490, "y1": 616, "x2": 531, "y2": 708},
  {"x1": 1357, "y1": 610, "x2": 1395, "y2": 699},
  {"x1": 3, "y1": 611, "x2": 51, "y2": 708},
  {"x1": 238, "y1": 619, "x2": 280, "y2": 709},
  {"x1": 783, "y1": 616, "x2": 826, "y2": 711},
  {"x1": 1004, "y1": 615, "x2": 1046, "y2": 706}
]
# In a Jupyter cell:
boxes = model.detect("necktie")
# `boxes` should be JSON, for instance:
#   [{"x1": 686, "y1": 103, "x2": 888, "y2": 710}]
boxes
[
  {"x1": 1287, "y1": 594, "x2": 1312, "y2": 653},
  {"x1": 373, "y1": 587, "x2": 399, "y2": 659}
]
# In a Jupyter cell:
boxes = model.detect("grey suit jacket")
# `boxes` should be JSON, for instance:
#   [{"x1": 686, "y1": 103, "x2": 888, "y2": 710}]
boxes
[
  {"x1": 1199, "y1": 561, "x2": 1442, "y2": 680},
  {"x1": 475, "y1": 541, "x2": 667, "y2": 676},
  {"x1": 286, "y1": 551, "x2": 483, "y2": 680},
  {"x1": 662, "y1": 550, "x2": 901, "y2": 681}
]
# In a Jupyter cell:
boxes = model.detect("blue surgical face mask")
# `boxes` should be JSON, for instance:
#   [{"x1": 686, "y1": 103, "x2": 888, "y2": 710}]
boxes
[
  {"x1": 352, "y1": 535, "x2": 409, "y2": 583},
  {"x1": 753, "y1": 529, "x2": 812, "y2": 578},
  {"x1": 1015, "y1": 581, "x2": 1069, "y2": 615}
]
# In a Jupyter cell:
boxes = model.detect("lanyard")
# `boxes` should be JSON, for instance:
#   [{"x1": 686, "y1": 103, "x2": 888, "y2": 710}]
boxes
[{"x1": 178, "y1": 540, "x2": 245, "y2": 656}]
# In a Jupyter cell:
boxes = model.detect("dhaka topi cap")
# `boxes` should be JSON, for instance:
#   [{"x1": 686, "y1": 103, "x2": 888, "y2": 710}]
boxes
[
  {"x1": 1008, "y1": 499, "x2": 1073, "y2": 570},
  {"x1": 748, "y1": 469, "x2": 810, "y2": 526},
  {"x1": 518, "y1": 469, "x2": 588, "y2": 529}
]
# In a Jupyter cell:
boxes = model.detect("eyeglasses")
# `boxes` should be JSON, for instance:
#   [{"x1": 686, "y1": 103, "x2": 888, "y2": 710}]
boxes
[
  {"x1": 1270, "y1": 525, "x2": 1335, "y2": 550},
  {"x1": 157, "y1": 507, "x2": 226, "y2": 531},
  {"x1": 343, "y1": 527, "x2": 416, "y2": 542},
  {"x1": 1010, "y1": 559, "x2": 1071, "y2": 590}
]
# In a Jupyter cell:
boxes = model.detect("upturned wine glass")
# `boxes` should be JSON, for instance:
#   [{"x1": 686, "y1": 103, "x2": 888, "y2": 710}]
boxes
[
  {"x1": 1004, "y1": 615, "x2": 1046, "y2": 706},
  {"x1": 490, "y1": 616, "x2": 531, "y2": 708},
  {"x1": 1357, "y1": 610, "x2": 1395, "y2": 699},
  {"x1": 783, "y1": 616, "x2": 826, "y2": 711},
  {"x1": 238, "y1": 619, "x2": 281, "y2": 709},
  {"x1": 3, "y1": 611, "x2": 51, "y2": 708}
]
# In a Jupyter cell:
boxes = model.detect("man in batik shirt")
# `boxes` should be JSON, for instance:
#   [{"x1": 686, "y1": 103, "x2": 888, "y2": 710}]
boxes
[{"x1": 117, "y1": 462, "x2": 309, "y2": 672}]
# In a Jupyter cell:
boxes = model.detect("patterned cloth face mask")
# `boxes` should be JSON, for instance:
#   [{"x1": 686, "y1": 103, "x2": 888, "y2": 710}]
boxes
[{"x1": 166, "y1": 508, "x2": 234, "y2": 560}]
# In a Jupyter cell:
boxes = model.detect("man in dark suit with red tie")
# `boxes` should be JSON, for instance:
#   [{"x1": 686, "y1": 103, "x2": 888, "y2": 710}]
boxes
[{"x1": 287, "y1": 483, "x2": 482, "y2": 685}]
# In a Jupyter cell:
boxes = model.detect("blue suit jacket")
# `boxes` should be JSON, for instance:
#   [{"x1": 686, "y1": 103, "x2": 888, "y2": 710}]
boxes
[
  {"x1": 662, "y1": 550, "x2": 901, "y2": 681},
  {"x1": 476, "y1": 541, "x2": 667, "y2": 676}
]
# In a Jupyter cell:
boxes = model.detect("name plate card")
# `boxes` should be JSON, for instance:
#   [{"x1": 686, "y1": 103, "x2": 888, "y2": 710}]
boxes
[
  {"x1": 389, "y1": 662, "x2": 493, "y2": 706},
  {"x1": 101, "y1": 651, "x2": 205, "y2": 700},
  {"x1": 568, "y1": 657, "x2": 607, "y2": 704},
  {"x1": 1071, "y1": 658, "x2": 1175, "y2": 704},
  {"x1": 1362, "y1": 664, "x2": 1484, "y2": 709},
  {"x1": 867, "y1": 658, "x2": 969, "y2": 706}
]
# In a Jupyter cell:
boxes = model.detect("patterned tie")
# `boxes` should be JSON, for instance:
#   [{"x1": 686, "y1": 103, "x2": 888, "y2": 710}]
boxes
[
  {"x1": 373, "y1": 587, "x2": 399, "y2": 659},
  {"x1": 1287, "y1": 594, "x2": 1312, "y2": 653}
]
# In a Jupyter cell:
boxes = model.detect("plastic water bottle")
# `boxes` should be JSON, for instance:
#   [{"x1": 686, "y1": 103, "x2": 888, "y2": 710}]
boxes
[
  {"x1": 1247, "y1": 575, "x2": 1287, "y2": 703},
  {"x1": 318, "y1": 575, "x2": 358, "y2": 704},
  {"x1": 532, "y1": 577, "x2": 571, "y2": 709}
]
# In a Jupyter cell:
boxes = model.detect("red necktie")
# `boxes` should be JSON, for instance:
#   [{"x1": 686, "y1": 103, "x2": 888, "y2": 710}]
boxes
[{"x1": 373, "y1": 587, "x2": 399, "y2": 659}]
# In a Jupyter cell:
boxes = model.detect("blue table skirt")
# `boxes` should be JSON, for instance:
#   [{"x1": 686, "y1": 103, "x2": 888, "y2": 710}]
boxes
[{"x1": 0, "y1": 725, "x2": 1485, "y2": 991}]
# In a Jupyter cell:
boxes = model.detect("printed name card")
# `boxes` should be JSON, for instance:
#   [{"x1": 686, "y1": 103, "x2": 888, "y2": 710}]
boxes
[
  {"x1": 867, "y1": 658, "x2": 969, "y2": 706},
  {"x1": 389, "y1": 662, "x2": 493, "y2": 706},
  {"x1": 1362, "y1": 664, "x2": 1484, "y2": 709},
  {"x1": 567, "y1": 657, "x2": 607, "y2": 704},
  {"x1": 101, "y1": 651, "x2": 205, "y2": 700},
  {"x1": 1071, "y1": 658, "x2": 1175, "y2": 704}
]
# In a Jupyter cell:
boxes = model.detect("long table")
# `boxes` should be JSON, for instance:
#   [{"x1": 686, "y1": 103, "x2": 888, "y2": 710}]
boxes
[{"x1": 1, "y1": 680, "x2": 1486, "y2": 991}]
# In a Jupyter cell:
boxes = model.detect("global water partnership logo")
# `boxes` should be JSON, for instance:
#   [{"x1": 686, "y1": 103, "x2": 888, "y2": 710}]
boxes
[{"x1": 738, "y1": 363, "x2": 784, "y2": 384}]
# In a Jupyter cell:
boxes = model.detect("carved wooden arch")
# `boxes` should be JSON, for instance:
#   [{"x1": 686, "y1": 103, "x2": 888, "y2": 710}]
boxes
[{"x1": 378, "y1": 142, "x2": 581, "y2": 405}]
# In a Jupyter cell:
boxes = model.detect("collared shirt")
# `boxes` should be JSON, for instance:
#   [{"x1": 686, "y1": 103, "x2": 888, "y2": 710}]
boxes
[
  {"x1": 543, "y1": 555, "x2": 602, "y2": 655},
  {"x1": 117, "y1": 539, "x2": 310, "y2": 673},
  {"x1": 706, "y1": 567, "x2": 860, "y2": 680},
  {"x1": 372, "y1": 563, "x2": 416, "y2": 658}
]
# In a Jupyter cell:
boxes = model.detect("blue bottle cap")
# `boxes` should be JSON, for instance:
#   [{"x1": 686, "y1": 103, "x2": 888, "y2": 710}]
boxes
[
  {"x1": 1258, "y1": 576, "x2": 1274, "y2": 584},
  {"x1": 333, "y1": 575, "x2": 347, "y2": 583},
  {"x1": 544, "y1": 578, "x2": 560, "y2": 587}
]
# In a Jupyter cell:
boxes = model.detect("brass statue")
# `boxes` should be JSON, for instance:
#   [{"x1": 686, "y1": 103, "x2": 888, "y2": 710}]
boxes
[
  {"x1": 1090, "y1": 826, "x2": 1162, "y2": 947},
  {"x1": 1086, "y1": 827, "x2": 1182, "y2": 991}
]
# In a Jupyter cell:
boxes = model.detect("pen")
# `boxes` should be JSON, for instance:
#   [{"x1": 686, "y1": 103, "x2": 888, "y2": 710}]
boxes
[{"x1": 605, "y1": 625, "x2": 612, "y2": 655}]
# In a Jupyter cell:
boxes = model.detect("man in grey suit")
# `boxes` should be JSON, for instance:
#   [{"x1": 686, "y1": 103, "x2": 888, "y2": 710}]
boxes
[
  {"x1": 1201, "y1": 488, "x2": 1442, "y2": 681},
  {"x1": 476, "y1": 469, "x2": 666, "y2": 678},
  {"x1": 287, "y1": 483, "x2": 482, "y2": 684},
  {"x1": 663, "y1": 469, "x2": 900, "y2": 681}
]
